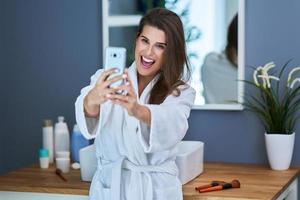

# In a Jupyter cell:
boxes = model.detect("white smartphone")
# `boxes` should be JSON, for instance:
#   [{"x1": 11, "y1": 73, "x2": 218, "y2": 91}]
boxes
[{"x1": 104, "y1": 47, "x2": 127, "y2": 89}]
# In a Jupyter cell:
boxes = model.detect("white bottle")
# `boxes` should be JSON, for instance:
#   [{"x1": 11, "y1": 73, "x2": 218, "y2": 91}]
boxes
[
  {"x1": 54, "y1": 116, "x2": 70, "y2": 156},
  {"x1": 42, "y1": 119, "x2": 54, "y2": 163}
]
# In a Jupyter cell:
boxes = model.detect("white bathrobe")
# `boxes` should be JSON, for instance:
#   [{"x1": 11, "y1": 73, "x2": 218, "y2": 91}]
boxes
[
  {"x1": 75, "y1": 62, "x2": 195, "y2": 200},
  {"x1": 201, "y1": 52, "x2": 238, "y2": 104}
]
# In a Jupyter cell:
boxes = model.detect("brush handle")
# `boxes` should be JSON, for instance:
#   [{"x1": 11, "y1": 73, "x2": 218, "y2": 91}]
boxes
[
  {"x1": 58, "y1": 173, "x2": 67, "y2": 182},
  {"x1": 199, "y1": 185, "x2": 223, "y2": 193},
  {"x1": 55, "y1": 169, "x2": 67, "y2": 182},
  {"x1": 199, "y1": 183, "x2": 234, "y2": 193},
  {"x1": 195, "y1": 184, "x2": 212, "y2": 191}
]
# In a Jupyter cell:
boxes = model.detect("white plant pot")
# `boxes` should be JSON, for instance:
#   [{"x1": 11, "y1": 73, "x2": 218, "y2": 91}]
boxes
[{"x1": 265, "y1": 132, "x2": 295, "y2": 170}]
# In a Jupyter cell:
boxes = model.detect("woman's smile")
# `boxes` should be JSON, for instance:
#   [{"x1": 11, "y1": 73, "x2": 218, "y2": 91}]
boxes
[{"x1": 141, "y1": 56, "x2": 155, "y2": 69}]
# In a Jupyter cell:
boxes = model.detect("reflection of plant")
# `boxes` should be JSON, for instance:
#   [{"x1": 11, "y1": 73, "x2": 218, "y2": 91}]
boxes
[
  {"x1": 243, "y1": 60, "x2": 300, "y2": 134},
  {"x1": 137, "y1": 0, "x2": 165, "y2": 14},
  {"x1": 165, "y1": 0, "x2": 201, "y2": 64}
]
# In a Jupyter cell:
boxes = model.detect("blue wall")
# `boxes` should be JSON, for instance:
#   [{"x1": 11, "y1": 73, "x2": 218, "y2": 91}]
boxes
[
  {"x1": 187, "y1": 2, "x2": 300, "y2": 194},
  {"x1": 0, "y1": 0, "x2": 101, "y2": 173},
  {"x1": 0, "y1": 0, "x2": 299, "y2": 175},
  {"x1": 186, "y1": 0, "x2": 300, "y2": 165},
  {"x1": 186, "y1": 0, "x2": 300, "y2": 166},
  {"x1": 0, "y1": 0, "x2": 4, "y2": 171}
]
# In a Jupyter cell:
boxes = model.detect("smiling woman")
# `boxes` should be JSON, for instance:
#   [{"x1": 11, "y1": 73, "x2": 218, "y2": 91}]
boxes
[
  {"x1": 134, "y1": 10, "x2": 191, "y2": 104},
  {"x1": 77, "y1": 8, "x2": 195, "y2": 200}
]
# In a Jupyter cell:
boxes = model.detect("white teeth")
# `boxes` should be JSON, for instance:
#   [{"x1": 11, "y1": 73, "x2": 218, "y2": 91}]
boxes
[{"x1": 142, "y1": 56, "x2": 154, "y2": 63}]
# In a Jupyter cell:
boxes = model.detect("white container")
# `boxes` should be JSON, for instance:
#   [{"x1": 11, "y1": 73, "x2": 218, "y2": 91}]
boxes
[
  {"x1": 40, "y1": 157, "x2": 49, "y2": 169},
  {"x1": 175, "y1": 141, "x2": 204, "y2": 184},
  {"x1": 42, "y1": 119, "x2": 54, "y2": 163},
  {"x1": 56, "y1": 157, "x2": 70, "y2": 173},
  {"x1": 54, "y1": 116, "x2": 70, "y2": 156},
  {"x1": 56, "y1": 151, "x2": 70, "y2": 159},
  {"x1": 39, "y1": 148, "x2": 49, "y2": 169},
  {"x1": 79, "y1": 144, "x2": 97, "y2": 181},
  {"x1": 265, "y1": 132, "x2": 295, "y2": 170}
]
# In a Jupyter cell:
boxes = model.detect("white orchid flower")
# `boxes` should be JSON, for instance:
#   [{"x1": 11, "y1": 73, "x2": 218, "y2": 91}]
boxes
[
  {"x1": 264, "y1": 62, "x2": 276, "y2": 71},
  {"x1": 257, "y1": 75, "x2": 280, "y2": 88},
  {"x1": 290, "y1": 78, "x2": 300, "y2": 89},
  {"x1": 253, "y1": 66, "x2": 263, "y2": 86},
  {"x1": 253, "y1": 62, "x2": 279, "y2": 88},
  {"x1": 287, "y1": 67, "x2": 300, "y2": 88}
]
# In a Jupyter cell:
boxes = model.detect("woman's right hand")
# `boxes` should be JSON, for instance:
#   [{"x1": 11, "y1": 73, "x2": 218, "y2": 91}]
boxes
[{"x1": 84, "y1": 68, "x2": 126, "y2": 117}]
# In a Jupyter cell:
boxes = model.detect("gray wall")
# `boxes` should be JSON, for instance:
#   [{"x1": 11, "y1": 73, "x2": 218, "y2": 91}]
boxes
[{"x1": 0, "y1": 0, "x2": 300, "y2": 175}]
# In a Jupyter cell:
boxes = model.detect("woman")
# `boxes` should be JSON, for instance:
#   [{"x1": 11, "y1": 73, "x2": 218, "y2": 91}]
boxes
[
  {"x1": 75, "y1": 8, "x2": 195, "y2": 200},
  {"x1": 201, "y1": 14, "x2": 238, "y2": 104}
]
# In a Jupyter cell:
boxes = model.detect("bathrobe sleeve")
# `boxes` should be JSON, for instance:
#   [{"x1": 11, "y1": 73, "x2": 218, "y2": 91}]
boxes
[
  {"x1": 139, "y1": 86, "x2": 196, "y2": 153},
  {"x1": 75, "y1": 69, "x2": 103, "y2": 140}
]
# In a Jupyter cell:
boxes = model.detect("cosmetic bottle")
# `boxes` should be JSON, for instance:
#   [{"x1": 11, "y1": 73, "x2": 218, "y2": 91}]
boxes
[
  {"x1": 54, "y1": 116, "x2": 70, "y2": 156},
  {"x1": 42, "y1": 119, "x2": 54, "y2": 163}
]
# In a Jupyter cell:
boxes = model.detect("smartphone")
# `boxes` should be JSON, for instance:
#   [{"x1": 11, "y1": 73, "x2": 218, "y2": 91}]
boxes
[{"x1": 104, "y1": 47, "x2": 127, "y2": 89}]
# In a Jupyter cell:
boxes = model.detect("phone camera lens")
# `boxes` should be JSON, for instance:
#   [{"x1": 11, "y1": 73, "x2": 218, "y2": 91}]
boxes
[{"x1": 113, "y1": 53, "x2": 117, "y2": 57}]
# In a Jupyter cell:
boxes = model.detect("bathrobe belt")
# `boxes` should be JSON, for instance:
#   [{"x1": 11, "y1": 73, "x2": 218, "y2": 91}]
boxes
[{"x1": 97, "y1": 156, "x2": 178, "y2": 200}]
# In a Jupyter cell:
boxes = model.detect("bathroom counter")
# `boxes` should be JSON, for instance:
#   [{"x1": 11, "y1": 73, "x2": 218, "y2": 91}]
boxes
[
  {"x1": 183, "y1": 162, "x2": 299, "y2": 200},
  {"x1": 0, "y1": 163, "x2": 298, "y2": 200},
  {"x1": 0, "y1": 164, "x2": 89, "y2": 195}
]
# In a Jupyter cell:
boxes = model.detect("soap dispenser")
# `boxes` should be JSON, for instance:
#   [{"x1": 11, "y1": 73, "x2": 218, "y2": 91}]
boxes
[{"x1": 54, "y1": 116, "x2": 70, "y2": 156}]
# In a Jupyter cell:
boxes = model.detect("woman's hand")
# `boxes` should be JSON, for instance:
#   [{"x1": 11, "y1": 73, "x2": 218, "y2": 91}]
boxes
[
  {"x1": 108, "y1": 69, "x2": 138, "y2": 116},
  {"x1": 84, "y1": 68, "x2": 125, "y2": 117},
  {"x1": 108, "y1": 69, "x2": 151, "y2": 125}
]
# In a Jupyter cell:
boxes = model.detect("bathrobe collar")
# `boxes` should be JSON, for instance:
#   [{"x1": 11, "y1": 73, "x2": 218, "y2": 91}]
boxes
[{"x1": 127, "y1": 62, "x2": 160, "y2": 104}]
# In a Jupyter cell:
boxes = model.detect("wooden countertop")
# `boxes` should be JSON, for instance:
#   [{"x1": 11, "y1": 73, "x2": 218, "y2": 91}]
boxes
[
  {"x1": 183, "y1": 163, "x2": 299, "y2": 200},
  {"x1": 0, "y1": 162, "x2": 299, "y2": 199},
  {"x1": 0, "y1": 164, "x2": 90, "y2": 195}
]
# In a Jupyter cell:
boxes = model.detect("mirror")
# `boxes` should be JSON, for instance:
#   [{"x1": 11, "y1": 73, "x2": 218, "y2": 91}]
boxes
[
  {"x1": 103, "y1": 0, "x2": 245, "y2": 110},
  {"x1": 166, "y1": 0, "x2": 245, "y2": 110}
]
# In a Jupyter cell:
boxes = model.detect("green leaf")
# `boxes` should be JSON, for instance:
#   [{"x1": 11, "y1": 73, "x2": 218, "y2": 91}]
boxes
[{"x1": 276, "y1": 59, "x2": 293, "y2": 97}]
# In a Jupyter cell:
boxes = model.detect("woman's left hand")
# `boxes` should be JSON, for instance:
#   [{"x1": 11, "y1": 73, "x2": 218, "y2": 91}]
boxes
[{"x1": 107, "y1": 69, "x2": 139, "y2": 116}]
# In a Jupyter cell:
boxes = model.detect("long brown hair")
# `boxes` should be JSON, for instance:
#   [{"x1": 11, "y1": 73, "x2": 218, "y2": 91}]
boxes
[
  {"x1": 136, "y1": 8, "x2": 191, "y2": 104},
  {"x1": 225, "y1": 14, "x2": 238, "y2": 67}
]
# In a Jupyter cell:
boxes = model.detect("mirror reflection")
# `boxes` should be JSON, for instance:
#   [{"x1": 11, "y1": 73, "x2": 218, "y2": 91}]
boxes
[
  {"x1": 165, "y1": 0, "x2": 240, "y2": 106},
  {"x1": 201, "y1": 14, "x2": 238, "y2": 104},
  {"x1": 107, "y1": 0, "x2": 243, "y2": 109}
]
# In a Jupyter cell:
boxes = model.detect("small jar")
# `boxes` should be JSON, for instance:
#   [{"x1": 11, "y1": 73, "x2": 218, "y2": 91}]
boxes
[{"x1": 39, "y1": 148, "x2": 49, "y2": 169}]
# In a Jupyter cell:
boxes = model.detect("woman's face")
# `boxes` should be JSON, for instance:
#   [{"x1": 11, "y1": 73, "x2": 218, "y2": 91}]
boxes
[{"x1": 135, "y1": 25, "x2": 167, "y2": 80}]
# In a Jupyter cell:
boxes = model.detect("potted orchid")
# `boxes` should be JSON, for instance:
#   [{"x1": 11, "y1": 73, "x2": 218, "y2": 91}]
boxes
[{"x1": 243, "y1": 60, "x2": 300, "y2": 170}]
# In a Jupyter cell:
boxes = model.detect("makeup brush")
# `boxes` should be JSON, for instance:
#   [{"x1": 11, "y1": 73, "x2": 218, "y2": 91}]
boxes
[
  {"x1": 195, "y1": 181, "x2": 226, "y2": 191},
  {"x1": 55, "y1": 168, "x2": 68, "y2": 182},
  {"x1": 199, "y1": 179, "x2": 240, "y2": 193}
]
